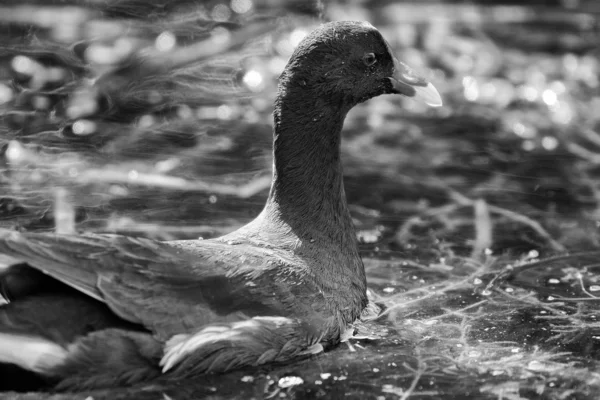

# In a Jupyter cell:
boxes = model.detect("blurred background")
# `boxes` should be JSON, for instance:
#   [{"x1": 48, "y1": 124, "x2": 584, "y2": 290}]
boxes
[
  {"x1": 1, "y1": 0, "x2": 599, "y2": 253},
  {"x1": 1, "y1": 1, "x2": 600, "y2": 399}
]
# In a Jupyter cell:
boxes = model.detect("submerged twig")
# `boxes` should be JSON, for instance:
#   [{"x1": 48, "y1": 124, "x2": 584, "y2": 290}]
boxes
[
  {"x1": 471, "y1": 198, "x2": 493, "y2": 260},
  {"x1": 399, "y1": 348, "x2": 427, "y2": 400},
  {"x1": 77, "y1": 169, "x2": 271, "y2": 198},
  {"x1": 381, "y1": 258, "x2": 492, "y2": 317},
  {"x1": 396, "y1": 185, "x2": 566, "y2": 253},
  {"x1": 448, "y1": 189, "x2": 566, "y2": 253}
]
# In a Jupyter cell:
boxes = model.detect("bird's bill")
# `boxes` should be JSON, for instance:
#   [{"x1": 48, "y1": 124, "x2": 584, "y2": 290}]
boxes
[{"x1": 388, "y1": 58, "x2": 442, "y2": 107}]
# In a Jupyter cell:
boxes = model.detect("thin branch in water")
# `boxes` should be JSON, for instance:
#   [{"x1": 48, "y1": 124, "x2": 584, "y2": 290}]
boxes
[
  {"x1": 551, "y1": 296, "x2": 600, "y2": 302},
  {"x1": 471, "y1": 198, "x2": 493, "y2": 260},
  {"x1": 382, "y1": 259, "x2": 492, "y2": 317},
  {"x1": 399, "y1": 348, "x2": 427, "y2": 400},
  {"x1": 576, "y1": 272, "x2": 599, "y2": 299},
  {"x1": 77, "y1": 169, "x2": 271, "y2": 198},
  {"x1": 425, "y1": 299, "x2": 489, "y2": 323},
  {"x1": 448, "y1": 189, "x2": 566, "y2": 253}
]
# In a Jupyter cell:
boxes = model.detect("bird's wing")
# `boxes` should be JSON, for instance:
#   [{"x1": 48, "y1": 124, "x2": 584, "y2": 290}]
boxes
[{"x1": 0, "y1": 230, "x2": 315, "y2": 340}]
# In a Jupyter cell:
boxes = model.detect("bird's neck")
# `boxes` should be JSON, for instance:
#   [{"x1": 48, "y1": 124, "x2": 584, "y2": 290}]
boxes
[
  {"x1": 262, "y1": 89, "x2": 354, "y2": 246},
  {"x1": 268, "y1": 97, "x2": 348, "y2": 226},
  {"x1": 233, "y1": 86, "x2": 367, "y2": 317}
]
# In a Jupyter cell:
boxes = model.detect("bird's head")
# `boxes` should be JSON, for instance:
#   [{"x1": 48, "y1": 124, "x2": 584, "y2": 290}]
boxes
[{"x1": 279, "y1": 21, "x2": 442, "y2": 109}]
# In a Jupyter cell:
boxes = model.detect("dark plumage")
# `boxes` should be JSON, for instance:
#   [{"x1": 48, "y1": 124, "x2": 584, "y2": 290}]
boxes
[{"x1": 0, "y1": 21, "x2": 441, "y2": 391}]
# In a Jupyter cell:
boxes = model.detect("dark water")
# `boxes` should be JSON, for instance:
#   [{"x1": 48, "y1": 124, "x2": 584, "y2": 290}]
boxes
[{"x1": 1, "y1": 0, "x2": 600, "y2": 399}]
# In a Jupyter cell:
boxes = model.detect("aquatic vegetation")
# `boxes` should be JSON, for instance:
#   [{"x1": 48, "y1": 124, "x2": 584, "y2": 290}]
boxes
[{"x1": 0, "y1": 0, "x2": 599, "y2": 399}]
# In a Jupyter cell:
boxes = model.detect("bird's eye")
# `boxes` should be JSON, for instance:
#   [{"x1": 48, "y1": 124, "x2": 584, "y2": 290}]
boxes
[{"x1": 363, "y1": 53, "x2": 377, "y2": 67}]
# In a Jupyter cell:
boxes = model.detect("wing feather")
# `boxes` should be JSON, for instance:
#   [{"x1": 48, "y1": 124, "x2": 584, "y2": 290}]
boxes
[{"x1": 0, "y1": 230, "x2": 311, "y2": 340}]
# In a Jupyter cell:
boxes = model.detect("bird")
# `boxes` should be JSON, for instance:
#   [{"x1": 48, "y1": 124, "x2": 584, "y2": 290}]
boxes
[{"x1": 0, "y1": 20, "x2": 442, "y2": 391}]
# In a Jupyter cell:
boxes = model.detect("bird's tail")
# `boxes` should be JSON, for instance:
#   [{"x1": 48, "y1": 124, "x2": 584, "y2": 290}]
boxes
[
  {"x1": 51, "y1": 329, "x2": 163, "y2": 391},
  {"x1": 0, "y1": 261, "x2": 161, "y2": 391},
  {"x1": 161, "y1": 316, "x2": 324, "y2": 376}
]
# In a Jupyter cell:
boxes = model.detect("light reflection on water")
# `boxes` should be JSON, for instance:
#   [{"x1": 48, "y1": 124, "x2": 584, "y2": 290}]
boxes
[{"x1": 0, "y1": 1, "x2": 599, "y2": 398}]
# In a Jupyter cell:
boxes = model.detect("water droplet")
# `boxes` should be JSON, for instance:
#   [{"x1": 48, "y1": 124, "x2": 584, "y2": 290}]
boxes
[
  {"x1": 156, "y1": 31, "x2": 176, "y2": 52},
  {"x1": 241, "y1": 375, "x2": 254, "y2": 382},
  {"x1": 12, "y1": 55, "x2": 37, "y2": 75},
  {"x1": 542, "y1": 89, "x2": 558, "y2": 106},
  {"x1": 231, "y1": 0, "x2": 253, "y2": 14},
  {"x1": 211, "y1": 27, "x2": 231, "y2": 45},
  {"x1": 85, "y1": 44, "x2": 117, "y2": 64},
  {"x1": 211, "y1": 4, "x2": 232, "y2": 21},
  {"x1": 505, "y1": 287, "x2": 514, "y2": 293},
  {"x1": 473, "y1": 278, "x2": 483, "y2": 285},
  {"x1": 527, "y1": 250, "x2": 539, "y2": 259},
  {"x1": 278, "y1": 376, "x2": 303, "y2": 388},
  {"x1": 383, "y1": 287, "x2": 395, "y2": 293},
  {"x1": 521, "y1": 85, "x2": 539, "y2": 102},
  {"x1": 177, "y1": 105, "x2": 193, "y2": 119},
  {"x1": 128, "y1": 170, "x2": 139, "y2": 180},
  {"x1": 6, "y1": 141, "x2": 23, "y2": 161},
  {"x1": 72, "y1": 119, "x2": 97, "y2": 135},
  {"x1": 217, "y1": 105, "x2": 233, "y2": 120},
  {"x1": 548, "y1": 278, "x2": 560, "y2": 284},
  {"x1": 589, "y1": 285, "x2": 600, "y2": 292},
  {"x1": 209, "y1": 195, "x2": 218, "y2": 204},
  {"x1": 463, "y1": 76, "x2": 479, "y2": 101},
  {"x1": 138, "y1": 115, "x2": 155, "y2": 127},
  {"x1": 155, "y1": 158, "x2": 180, "y2": 172},
  {"x1": 522, "y1": 140, "x2": 536, "y2": 151},
  {"x1": 481, "y1": 290, "x2": 492, "y2": 296},
  {"x1": 0, "y1": 84, "x2": 14, "y2": 105},
  {"x1": 528, "y1": 360, "x2": 544, "y2": 370},
  {"x1": 290, "y1": 29, "x2": 308, "y2": 47},
  {"x1": 242, "y1": 70, "x2": 264, "y2": 92}
]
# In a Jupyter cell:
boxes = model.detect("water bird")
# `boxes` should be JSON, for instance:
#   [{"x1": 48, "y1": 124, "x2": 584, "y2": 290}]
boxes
[{"x1": 0, "y1": 20, "x2": 441, "y2": 391}]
